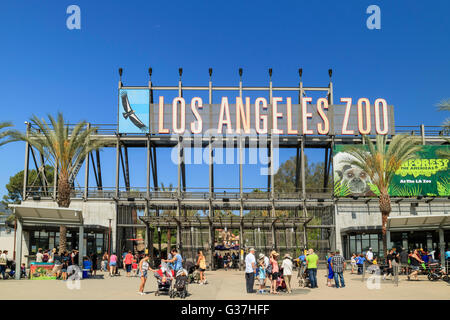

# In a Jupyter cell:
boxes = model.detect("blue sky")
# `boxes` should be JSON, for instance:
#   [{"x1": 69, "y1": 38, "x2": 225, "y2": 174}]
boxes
[{"x1": 0, "y1": 0, "x2": 449, "y2": 197}]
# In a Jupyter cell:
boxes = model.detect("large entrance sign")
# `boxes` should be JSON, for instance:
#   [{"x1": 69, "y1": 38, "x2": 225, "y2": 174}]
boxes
[
  {"x1": 118, "y1": 89, "x2": 394, "y2": 135},
  {"x1": 333, "y1": 145, "x2": 450, "y2": 197}
]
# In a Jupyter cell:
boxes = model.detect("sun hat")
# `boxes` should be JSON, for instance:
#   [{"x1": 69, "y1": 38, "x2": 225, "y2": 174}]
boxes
[
  {"x1": 284, "y1": 253, "x2": 292, "y2": 259},
  {"x1": 259, "y1": 253, "x2": 265, "y2": 259},
  {"x1": 248, "y1": 247, "x2": 255, "y2": 252},
  {"x1": 270, "y1": 250, "x2": 279, "y2": 257}
]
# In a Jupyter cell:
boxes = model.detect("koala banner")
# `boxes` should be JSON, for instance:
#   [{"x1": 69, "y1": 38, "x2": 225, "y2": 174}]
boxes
[{"x1": 333, "y1": 145, "x2": 450, "y2": 197}]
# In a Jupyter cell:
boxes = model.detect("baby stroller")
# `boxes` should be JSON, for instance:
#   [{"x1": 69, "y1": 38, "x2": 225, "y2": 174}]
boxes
[
  {"x1": 276, "y1": 272, "x2": 287, "y2": 293},
  {"x1": 169, "y1": 269, "x2": 189, "y2": 299},
  {"x1": 154, "y1": 262, "x2": 174, "y2": 296},
  {"x1": 426, "y1": 262, "x2": 449, "y2": 282},
  {"x1": 298, "y1": 263, "x2": 310, "y2": 288},
  {"x1": 184, "y1": 261, "x2": 199, "y2": 284}
]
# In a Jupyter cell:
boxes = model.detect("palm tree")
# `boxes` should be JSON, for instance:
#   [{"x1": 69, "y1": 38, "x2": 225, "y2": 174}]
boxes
[
  {"x1": 9, "y1": 113, "x2": 106, "y2": 253},
  {"x1": 342, "y1": 135, "x2": 422, "y2": 256},
  {"x1": 0, "y1": 122, "x2": 14, "y2": 146}
]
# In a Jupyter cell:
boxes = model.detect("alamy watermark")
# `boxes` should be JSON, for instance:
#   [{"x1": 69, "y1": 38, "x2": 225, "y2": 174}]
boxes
[
  {"x1": 169, "y1": 129, "x2": 280, "y2": 176},
  {"x1": 366, "y1": 5, "x2": 381, "y2": 30},
  {"x1": 66, "y1": 5, "x2": 81, "y2": 30}
]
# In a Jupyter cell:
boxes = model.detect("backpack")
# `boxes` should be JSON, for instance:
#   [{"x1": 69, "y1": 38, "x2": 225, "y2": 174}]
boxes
[
  {"x1": 266, "y1": 262, "x2": 273, "y2": 274},
  {"x1": 42, "y1": 254, "x2": 49, "y2": 262}
]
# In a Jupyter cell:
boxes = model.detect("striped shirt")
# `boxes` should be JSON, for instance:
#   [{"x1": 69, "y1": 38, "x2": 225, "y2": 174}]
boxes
[{"x1": 331, "y1": 255, "x2": 346, "y2": 273}]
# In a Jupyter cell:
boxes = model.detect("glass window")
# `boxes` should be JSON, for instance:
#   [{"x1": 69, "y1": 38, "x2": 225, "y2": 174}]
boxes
[
  {"x1": 349, "y1": 239, "x2": 356, "y2": 256},
  {"x1": 97, "y1": 233, "x2": 103, "y2": 239}
]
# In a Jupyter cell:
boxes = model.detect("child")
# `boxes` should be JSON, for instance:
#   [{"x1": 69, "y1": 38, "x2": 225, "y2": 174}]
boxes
[
  {"x1": 350, "y1": 253, "x2": 357, "y2": 274},
  {"x1": 132, "y1": 259, "x2": 138, "y2": 277},
  {"x1": 356, "y1": 254, "x2": 366, "y2": 274},
  {"x1": 258, "y1": 259, "x2": 266, "y2": 294},
  {"x1": 21, "y1": 263, "x2": 27, "y2": 278}
]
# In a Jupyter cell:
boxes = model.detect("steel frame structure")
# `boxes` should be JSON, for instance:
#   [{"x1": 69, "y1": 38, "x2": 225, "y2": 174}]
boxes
[{"x1": 20, "y1": 68, "x2": 449, "y2": 269}]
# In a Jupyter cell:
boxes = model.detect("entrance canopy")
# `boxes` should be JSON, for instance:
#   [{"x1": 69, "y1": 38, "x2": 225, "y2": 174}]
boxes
[
  {"x1": 387, "y1": 215, "x2": 450, "y2": 230},
  {"x1": 9, "y1": 205, "x2": 85, "y2": 279},
  {"x1": 9, "y1": 204, "x2": 83, "y2": 226}
]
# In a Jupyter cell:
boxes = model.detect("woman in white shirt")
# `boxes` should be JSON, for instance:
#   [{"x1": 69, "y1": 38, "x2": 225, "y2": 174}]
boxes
[{"x1": 281, "y1": 254, "x2": 293, "y2": 294}]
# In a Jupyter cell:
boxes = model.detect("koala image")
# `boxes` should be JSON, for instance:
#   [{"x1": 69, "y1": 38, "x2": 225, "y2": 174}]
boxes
[{"x1": 334, "y1": 152, "x2": 373, "y2": 195}]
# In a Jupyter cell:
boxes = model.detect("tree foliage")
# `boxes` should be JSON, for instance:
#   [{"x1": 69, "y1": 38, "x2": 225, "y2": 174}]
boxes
[
  {"x1": 2, "y1": 166, "x2": 54, "y2": 205},
  {"x1": 0, "y1": 122, "x2": 14, "y2": 147},
  {"x1": 342, "y1": 135, "x2": 421, "y2": 255}
]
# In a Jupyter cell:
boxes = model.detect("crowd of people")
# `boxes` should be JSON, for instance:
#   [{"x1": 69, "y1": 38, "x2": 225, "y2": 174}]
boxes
[
  {"x1": 349, "y1": 247, "x2": 450, "y2": 281},
  {"x1": 244, "y1": 248, "x2": 310, "y2": 294}
]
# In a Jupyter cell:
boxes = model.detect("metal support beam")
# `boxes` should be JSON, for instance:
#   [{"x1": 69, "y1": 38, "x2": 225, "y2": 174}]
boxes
[
  {"x1": 115, "y1": 137, "x2": 120, "y2": 198},
  {"x1": 78, "y1": 225, "x2": 84, "y2": 266},
  {"x1": 22, "y1": 125, "x2": 30, "y2": 199},
  {"x1": 146, "y1": 138, "x2": 151, "y2": 199},
  {"x1": 438, "y1": 228, "x2": 445, "y2": 267},
  {"x1": 39, "y1": 152, "x2": 48, "y2": 195},
  {"x1": 90, "y1": 152, "x2": 99, "y2": 189},
  {"x1": 14, "y1": 217, "x2": 23, "y2": 280},
  {"x1": 84, "y1": 123, "x2": 91, "y2": 199},
  {"x1": 95, "y1": 149, "x2": 103, "y2": 190},
  {"x1": 124, "y1": 146, "x2": 131, "y2": 191}
]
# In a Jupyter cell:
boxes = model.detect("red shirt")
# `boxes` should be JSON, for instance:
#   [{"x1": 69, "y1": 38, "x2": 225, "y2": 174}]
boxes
[{"x1": 124, "y1": 253, "x2": 133, "y2": 265}]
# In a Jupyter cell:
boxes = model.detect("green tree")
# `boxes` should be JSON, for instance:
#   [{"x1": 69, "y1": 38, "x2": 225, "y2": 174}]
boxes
[
  {"x1": 2, "y1": 167, "x2": 54, "y2": 206},
  {"x1": 9, "y1": 113, "x2": 106, "y2": 254},
  {"x1": 342, "y1": 135, "x2": 421, "y2": 256}
]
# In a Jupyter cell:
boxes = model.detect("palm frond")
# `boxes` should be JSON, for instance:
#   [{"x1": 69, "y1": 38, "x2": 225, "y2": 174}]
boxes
[{"x1": 342, "y1": 134, "x2": 421, "y2": 194}]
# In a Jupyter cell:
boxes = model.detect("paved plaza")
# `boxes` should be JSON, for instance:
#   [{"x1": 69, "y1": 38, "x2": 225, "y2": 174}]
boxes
[{"x1": 1, "y1": 269, "x2": 449, "y2": 300}]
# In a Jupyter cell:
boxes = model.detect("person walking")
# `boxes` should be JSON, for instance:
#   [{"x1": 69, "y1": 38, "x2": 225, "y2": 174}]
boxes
[
  {"x1": 101, "y1": 252, "x2": 109, "y2": 272},
  {"x1": 407, "y1": 249, "x2": 424, "y2": 281},
  {"x1": 109, "y1": 252, "x2": 118, "y2": 277},
  {"x1": 196, "y1": 250, "x2": 207, "y2": 285},
  {"x1": 330, "y1": 250, "x2": 346, "y2": 288},
  {"x1": 399, "y1": 248, "x2": 409, "y2": 275},
  {"x1": 244, "y1": 248, "x2": 256, "y2": 294},
  {"x1": 383, "y1": 249, "x2": 395, "y2": 280},
  {"x1": 90, "y1": 252, "x2": 98, "y2": 277},
  {"x1": 269, "y1": 251, "x2": 280, "y2": 294},
  {"x1": 124, "y1": 250, "x2": 133, "y2": 277},
  {"x1": 281, "y1": 253, "x2": 293, "y2": 294},
  {"x1": 306, "y1": 249, "x2": 319, "y2": 288},
  {"x1": 138, "y1": 254, "x2": 155, "y2": 295},
  {"x1": 350, "y1": 253, "x2": 357, "y2": 274}
]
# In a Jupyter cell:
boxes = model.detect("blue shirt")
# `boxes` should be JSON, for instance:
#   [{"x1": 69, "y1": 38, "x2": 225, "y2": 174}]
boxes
[
  {"x1": 356, "y1": 257, "x2": 366, "y2": 265},
  {"x1": 445, "y1": 251, "x2": 450, "y2": 259},
  {"x1": 259, "y1": 266, "x2": 266, "y2": 279},
  {"x1": 174, "y1": 254, "x2": 183, "y2": 271}
]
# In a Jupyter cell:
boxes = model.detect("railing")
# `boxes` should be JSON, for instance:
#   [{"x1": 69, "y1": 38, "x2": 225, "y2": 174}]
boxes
[
  {"x1": 395, "y1": 125, "x2": 447, "y2": 137},
  {"x1": 24, "y1": 186, "x2": 333, "y2": 201},
  {"x1": 27, "y1": 123, "x2": 449, "y2": 138}
]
